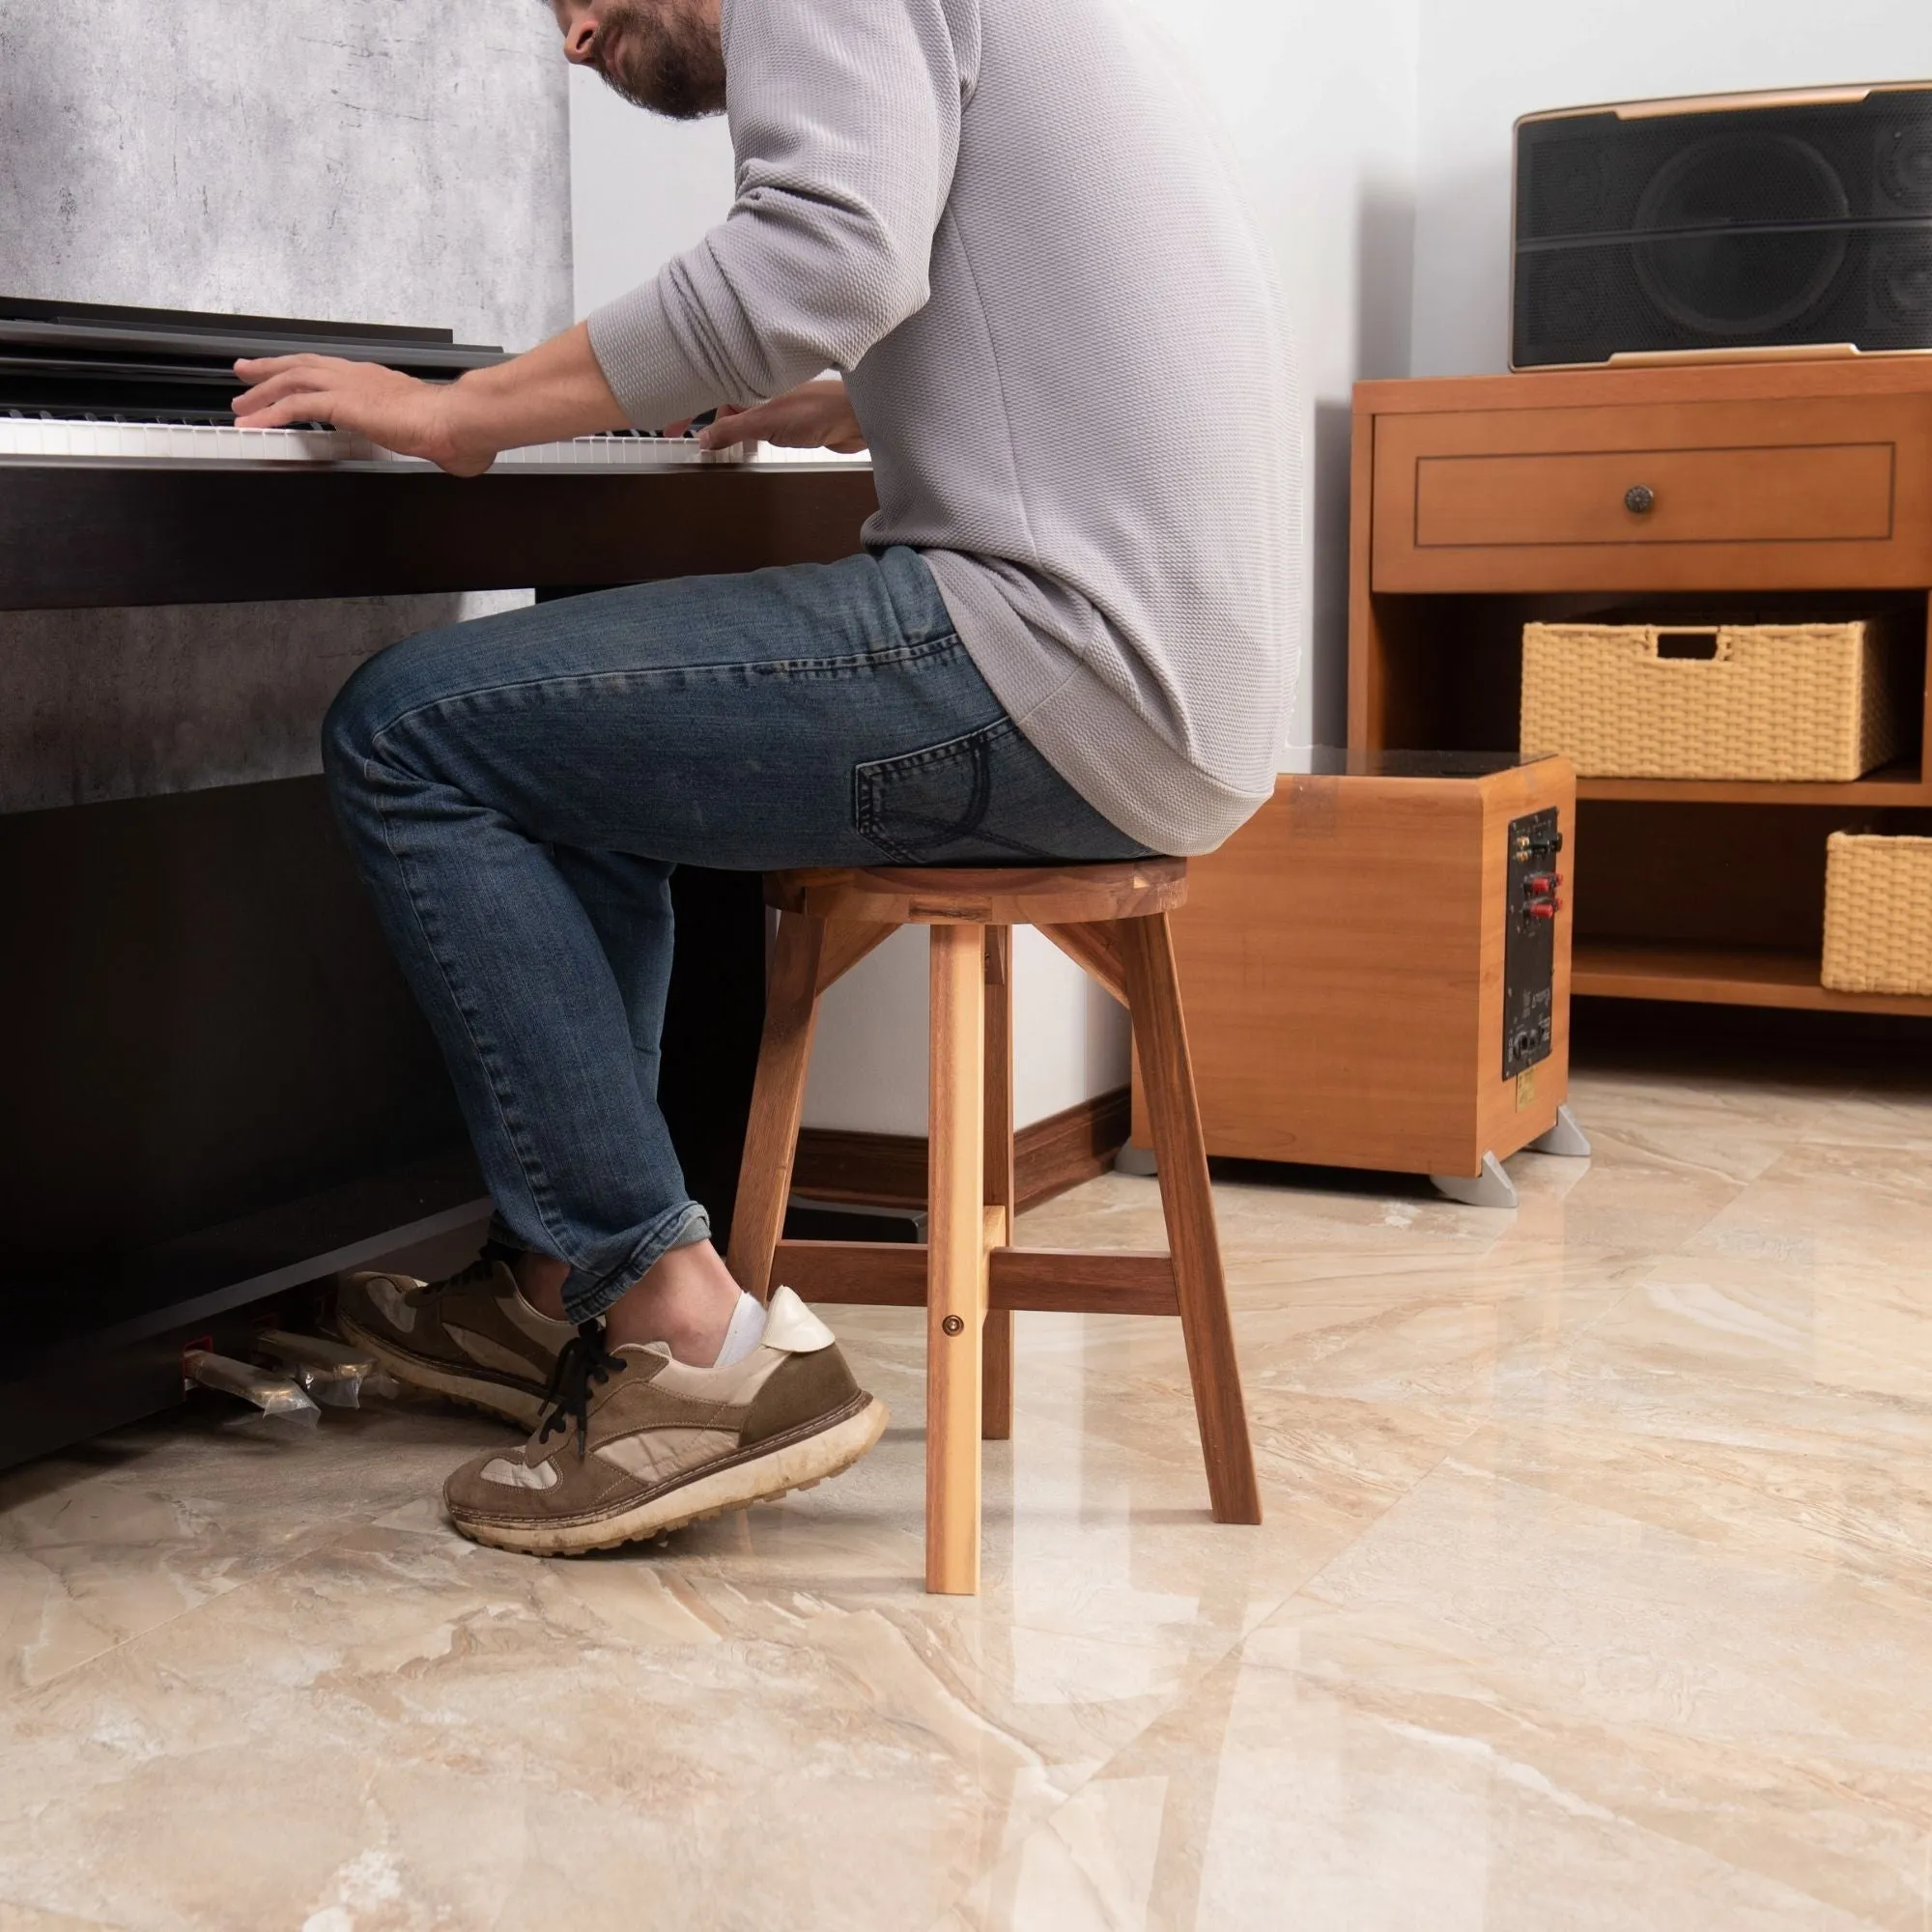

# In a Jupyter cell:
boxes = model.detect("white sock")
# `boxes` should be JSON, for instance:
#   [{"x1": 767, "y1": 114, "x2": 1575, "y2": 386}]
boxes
[{"x1": 712, "y1": 1291, "x2": 767, "y2": 1369}]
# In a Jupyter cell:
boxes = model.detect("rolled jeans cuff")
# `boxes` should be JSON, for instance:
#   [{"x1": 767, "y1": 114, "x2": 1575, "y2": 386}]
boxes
[
  {"x1": 563, "y1": 1201, "x2": 713, "y2": 1325},
  {"x1": 486, "y1": 1212, "x2": 530, "y2": 1256}
]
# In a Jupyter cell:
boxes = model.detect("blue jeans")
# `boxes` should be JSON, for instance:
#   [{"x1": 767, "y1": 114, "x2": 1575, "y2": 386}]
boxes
[{"x1": 323, "y1": 547, "x2": 1150, "y2": 1321}]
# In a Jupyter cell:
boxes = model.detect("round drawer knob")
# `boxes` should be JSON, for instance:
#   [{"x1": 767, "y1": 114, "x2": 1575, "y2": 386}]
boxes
[{"x1": 1625, "y1": 484, "x2": 1657, "y2": 516}]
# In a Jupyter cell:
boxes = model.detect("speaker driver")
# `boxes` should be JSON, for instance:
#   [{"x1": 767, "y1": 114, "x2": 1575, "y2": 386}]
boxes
[
  {"x1": 1878, "y1": 119, "x2": 1932, "y2": 213},
  {"x1": 1634, "y1": 133, "x2": 1850, "y2": 334},
  {"x1": 1875, "y1": 236, "x2": 1932, "y2": 327}
]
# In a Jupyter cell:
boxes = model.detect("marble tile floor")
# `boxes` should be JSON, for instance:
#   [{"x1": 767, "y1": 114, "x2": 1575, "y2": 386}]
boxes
[{"x1": 4, "y1": 1053, "x2": 1932, "y2": 1931}]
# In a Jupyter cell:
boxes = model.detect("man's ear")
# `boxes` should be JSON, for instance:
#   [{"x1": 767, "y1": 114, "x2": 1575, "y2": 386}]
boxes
[{"x1": 553, "y1": 0, "x2": 599, "y2": 65}]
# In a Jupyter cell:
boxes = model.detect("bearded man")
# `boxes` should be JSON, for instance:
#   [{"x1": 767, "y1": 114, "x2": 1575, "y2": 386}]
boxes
[{"x1": 232, "y1": 0, "x2": 1297, "y2": 1556}]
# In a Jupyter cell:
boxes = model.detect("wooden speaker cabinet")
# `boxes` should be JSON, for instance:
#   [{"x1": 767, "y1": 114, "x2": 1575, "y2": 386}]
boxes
[{"x1": 1129, "y1": 753, "x2": 1582, "y2": 1208}]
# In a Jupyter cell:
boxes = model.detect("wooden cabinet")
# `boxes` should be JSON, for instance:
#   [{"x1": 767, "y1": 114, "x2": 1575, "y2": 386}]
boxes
[{"x1": 1351, "y1": 360, "x2": 1932, "y2": 1021}]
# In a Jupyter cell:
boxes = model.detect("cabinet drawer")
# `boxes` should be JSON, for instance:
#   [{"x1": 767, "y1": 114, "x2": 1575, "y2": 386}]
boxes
[
  {"x1": 1417, "y1": 442, "x2": 1893, "y2": 549},
  {"x1": 1372, "y1": 397, "x2": 1928, "y2": 592}
]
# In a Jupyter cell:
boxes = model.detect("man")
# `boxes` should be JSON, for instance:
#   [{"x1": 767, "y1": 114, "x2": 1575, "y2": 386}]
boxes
[{"x1": 233, "y1": 0, "x2": 1297, "y2": 1557}]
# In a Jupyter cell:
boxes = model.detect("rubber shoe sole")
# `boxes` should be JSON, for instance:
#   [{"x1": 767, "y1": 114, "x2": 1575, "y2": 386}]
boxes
[
  {"x1": 446, "y1": 1393, "x2": 891, "y2": 1556},
  {"x1": 336, "y1": 1313, "x2": 548, "y2": 1431}
]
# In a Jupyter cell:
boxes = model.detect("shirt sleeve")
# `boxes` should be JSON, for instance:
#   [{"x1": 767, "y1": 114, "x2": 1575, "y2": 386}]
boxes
[{"x1": 587, "y1": 0, "x2": 972, "y2": 429}]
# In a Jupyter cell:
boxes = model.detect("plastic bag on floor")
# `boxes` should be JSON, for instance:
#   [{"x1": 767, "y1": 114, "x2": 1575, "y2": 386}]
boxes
[
  {"x1": 255, "y1": 1331, "x2": 378, "y2": 1408},
  {"x1": 184, "y1": 1350, "x2": 321, "y2": 1433}
]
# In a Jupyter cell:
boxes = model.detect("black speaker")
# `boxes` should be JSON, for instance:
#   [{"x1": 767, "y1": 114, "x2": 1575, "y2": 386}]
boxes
[{"x1": 1513, "y1": 83, "x2": 1932, "y2": 369}]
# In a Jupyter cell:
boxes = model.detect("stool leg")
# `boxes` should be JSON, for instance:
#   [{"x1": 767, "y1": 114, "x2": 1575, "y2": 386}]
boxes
[
  {"x1": 724, "y1": 911, "x2": 825, "y2": 1304},
  {"x1": 927, "y1": 922, "x2": 987, "y2": 1594},
  {"x1": 982, "y1": 926, "x2": 1016, "y2": 1442},
  {"x1": 1118, "y1": 911, "x2": 1263, "y2": 1526}
]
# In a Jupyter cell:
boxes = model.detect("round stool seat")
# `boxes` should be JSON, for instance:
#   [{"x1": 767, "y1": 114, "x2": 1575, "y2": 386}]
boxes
[{"x1": 765, "y1": 858, "x2": 1188, "y2": 927}]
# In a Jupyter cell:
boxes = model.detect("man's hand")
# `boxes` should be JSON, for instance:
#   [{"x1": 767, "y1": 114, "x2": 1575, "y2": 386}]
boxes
[
  {"x1": 232, "y1": 322, "x2": 633, "y2": 478},
  {"x1": 696, "y1": 379, "x2": 867, "y2": 455},
  {"x1": 232, "y1": 355, "x2": 496, "y2": 476}
]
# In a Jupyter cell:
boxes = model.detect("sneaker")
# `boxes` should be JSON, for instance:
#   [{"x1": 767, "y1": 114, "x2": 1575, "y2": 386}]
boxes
[
  {"x1": 442, "y1": 1287, "x2": 890, "y2": 1556},
  {"x1": 336, "y1": 1254, "x2": 574, "y2": 1430}
]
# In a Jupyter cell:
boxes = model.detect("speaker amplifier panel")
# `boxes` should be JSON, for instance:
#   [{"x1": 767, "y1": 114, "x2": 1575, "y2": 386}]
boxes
[{"x1": 1504, "y1": 809, "x2": 1562, "y2": 1079}]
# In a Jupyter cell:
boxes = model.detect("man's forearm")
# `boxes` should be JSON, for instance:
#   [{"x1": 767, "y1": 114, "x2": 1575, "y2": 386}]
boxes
[{"x1": 448, "y1": 323, "x2": 634, "y2": 456}]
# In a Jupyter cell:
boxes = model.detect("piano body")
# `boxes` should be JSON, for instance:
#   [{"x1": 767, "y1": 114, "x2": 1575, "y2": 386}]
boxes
[{"x1": 0, "y1": 298, "x2": 877, "y2": 1468}]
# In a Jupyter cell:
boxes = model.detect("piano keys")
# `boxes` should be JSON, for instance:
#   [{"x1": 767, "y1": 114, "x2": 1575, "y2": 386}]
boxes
[
  {"x1": 0, "y1": 415, "x2": 873, "y2": 470},
  {"x1": 0, "y1": 294, "x2": 869, "y2": 472}
]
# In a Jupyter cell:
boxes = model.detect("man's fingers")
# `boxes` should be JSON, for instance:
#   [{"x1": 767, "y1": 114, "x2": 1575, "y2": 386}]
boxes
[
  {"x1": 232, "y1": 384, "x2": 332, "y2": 422},
  {"x1": 231, "y1": 368, "x2": 328, "y2": 412},
  {"x1": 236, "y1": 392, "x2": 339, "y2": 430},
  {"x1": 696, "y1": 403, "x2": 771, "y2": 450}
]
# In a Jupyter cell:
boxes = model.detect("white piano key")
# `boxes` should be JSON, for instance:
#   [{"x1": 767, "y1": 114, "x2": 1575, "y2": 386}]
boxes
[{"x1": 0, "y1": 414, "x2": 867, "y2": 476}]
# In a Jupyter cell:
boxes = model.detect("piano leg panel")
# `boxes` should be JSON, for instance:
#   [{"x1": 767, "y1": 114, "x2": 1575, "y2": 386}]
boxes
[{"x1": 0, "y1": 777, "x2": 768, "y2": 1471}]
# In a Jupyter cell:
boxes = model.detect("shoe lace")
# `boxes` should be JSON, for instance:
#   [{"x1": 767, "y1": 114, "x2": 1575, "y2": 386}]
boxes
[
  {"x1": 419, "y1": 1253, "x2": 500, "y2": 1303},
  {"x1": 537, "y1": 1319, "x2": 628, "y2": 1460}
]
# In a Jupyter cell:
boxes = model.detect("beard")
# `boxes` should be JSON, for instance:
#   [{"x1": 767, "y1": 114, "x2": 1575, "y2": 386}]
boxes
[{"x1": 593, "y1": 0, "x2": 727, "y2": 121}]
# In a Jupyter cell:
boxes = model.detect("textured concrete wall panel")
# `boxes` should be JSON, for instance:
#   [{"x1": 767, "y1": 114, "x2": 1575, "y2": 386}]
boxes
[
  {"x1": 0, "y1": 1, "x2": 570, "y2": 811},
  {"x1": 0, "y1": 0, "x2": 572, "y2": 349},
  {"x1": 0, "y1": 592, "x2": 530, "y2": 817}
]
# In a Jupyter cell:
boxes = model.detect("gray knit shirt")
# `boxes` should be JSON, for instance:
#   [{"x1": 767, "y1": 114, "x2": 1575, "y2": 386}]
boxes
[{"x1": 587, "y1": 0, "x2": 1299, "y2": 855}]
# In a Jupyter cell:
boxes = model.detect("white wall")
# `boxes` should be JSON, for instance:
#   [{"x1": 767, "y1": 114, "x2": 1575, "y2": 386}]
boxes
[
  {"x1": 569, "y1": 69, "x2": 736, "y2": 316},
  {"x1": 1410, "y1": 1, "x2": 1931, "y2": 377},
  {"x1": 567, "y1": 0, "x2": 1422, "y2": 1129},
  {"x1": 797, "y1": 924, "x2": 1131, "y2": 1137}
]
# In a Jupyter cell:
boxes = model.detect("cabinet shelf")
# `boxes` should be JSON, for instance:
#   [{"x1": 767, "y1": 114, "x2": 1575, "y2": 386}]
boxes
[
  {"x1": 1574, "y1": 940, "x2": 1932, "y2": 1016},
  {"x1": 1577, "y1": 763, "x2": 1926, "y2": 808}
]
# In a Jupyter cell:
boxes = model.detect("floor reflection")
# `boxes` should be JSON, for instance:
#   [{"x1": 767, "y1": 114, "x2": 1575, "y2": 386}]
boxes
[{"x1": 3, "y1": 1048, "x2": 1930, "y2": 1929}]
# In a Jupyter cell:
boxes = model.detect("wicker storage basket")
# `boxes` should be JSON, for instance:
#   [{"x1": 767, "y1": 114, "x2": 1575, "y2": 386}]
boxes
[
  {"x1": 1822, "y1": 834, "x2": 1932, "y2": 996},
  {"x1": 1520, "y1": 621, "x2": 1910, "y2": 781}
]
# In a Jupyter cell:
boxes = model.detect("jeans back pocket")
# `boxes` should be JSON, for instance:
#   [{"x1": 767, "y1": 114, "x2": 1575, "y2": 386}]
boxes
[{"x1": 855, "y1": 717, "x2": 1150, "y2": 867}]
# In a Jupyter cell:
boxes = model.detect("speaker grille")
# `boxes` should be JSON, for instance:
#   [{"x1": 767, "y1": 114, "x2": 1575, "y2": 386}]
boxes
[
  {"x1": 1515, "y1": 87, "x2": 1932, "y2": 364},
  {"x1": 1635, "y1": 228, "x2": 1852, "y2": 336},
  {"x1": 1636, "y1": 131, "x2": 1849, "y2": 232},
  {"x1": 1517, "y1": 230, "x2": 1932, "y2": 364},
  {"x1": 1525, "y1": 134, "x2": 1612, "y2": 236}
]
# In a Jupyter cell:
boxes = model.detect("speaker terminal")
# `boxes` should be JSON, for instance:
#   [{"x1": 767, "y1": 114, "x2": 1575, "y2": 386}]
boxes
[{"x1": 1504, "y1": 810, "x2": 1563, "y2": 1079}]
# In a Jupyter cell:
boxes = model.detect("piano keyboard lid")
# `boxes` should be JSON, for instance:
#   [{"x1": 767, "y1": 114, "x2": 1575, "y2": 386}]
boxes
[
  {"x1": 0, "y1": 296, "x2": 507, "y2": 375},
  {"x1": 0, "y1": 297, "x2": 510, "y2": 425}
]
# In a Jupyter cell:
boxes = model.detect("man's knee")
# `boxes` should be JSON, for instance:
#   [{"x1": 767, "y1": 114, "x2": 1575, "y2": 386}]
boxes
[
  {"x1": 322, "y1": 657, "x2": 382, "y2": 789},
  {"x1": 322, "y1": 624, "x2": 450, "y2": 790}
]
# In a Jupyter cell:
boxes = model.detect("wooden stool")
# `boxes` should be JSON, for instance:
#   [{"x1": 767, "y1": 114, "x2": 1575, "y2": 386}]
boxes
[{"x1": 724, "y1": 861, "x2": 1263, "y2": 1595}]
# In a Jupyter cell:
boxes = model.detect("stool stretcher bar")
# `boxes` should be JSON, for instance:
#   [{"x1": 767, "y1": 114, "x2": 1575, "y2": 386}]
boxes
[{"x1": 767, "y1": 1240, "x2": 1182, "y2": 1317}]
